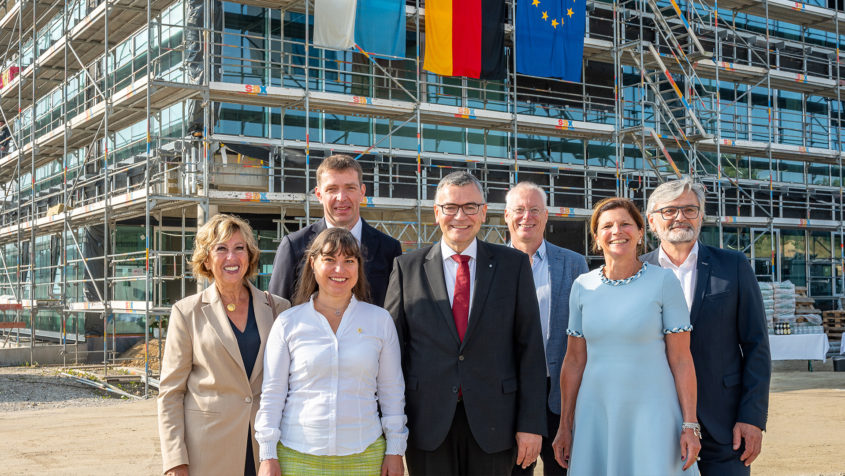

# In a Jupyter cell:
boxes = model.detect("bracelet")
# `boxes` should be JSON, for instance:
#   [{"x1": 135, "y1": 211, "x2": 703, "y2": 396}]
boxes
[{"x1": 681, "y1": 422, "x2": 702, "y2": 439}]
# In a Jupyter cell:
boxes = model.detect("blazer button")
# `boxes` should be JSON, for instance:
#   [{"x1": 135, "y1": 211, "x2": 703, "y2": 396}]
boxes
[
  {"x1": 244, "y1": 396, "x2": 252, "y2": 403},
  {"x1": 458, "y1": 355, "x2": 464, "y2": 361},
  {"x1": 451, "y1": 386, "x2": 458, "y2": 393}
]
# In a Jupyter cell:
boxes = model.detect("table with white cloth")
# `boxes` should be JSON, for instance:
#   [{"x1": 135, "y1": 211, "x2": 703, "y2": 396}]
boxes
[{"x1": 769, "y1": 334, "x2": 830, "y2": 371}]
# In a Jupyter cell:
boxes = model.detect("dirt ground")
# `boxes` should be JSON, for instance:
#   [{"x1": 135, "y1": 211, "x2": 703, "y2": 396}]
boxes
[{"x1": 0, "y1": 367, "x2": 843, "y2": 475}]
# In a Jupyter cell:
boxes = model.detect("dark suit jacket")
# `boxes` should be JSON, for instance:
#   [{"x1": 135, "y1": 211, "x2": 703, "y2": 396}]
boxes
[
  {"x1": 268, "y1": 218, "x2": 402, "y2": 307},
  {"x1": 543, "y1": 241, "x2": 589, "y2": 415},
  {"x1": 641, "y1": 243, "x2": 771, "y2": 444},
  {"x1": 385, "y1": 239, "x2": 547, "y2": 454}
]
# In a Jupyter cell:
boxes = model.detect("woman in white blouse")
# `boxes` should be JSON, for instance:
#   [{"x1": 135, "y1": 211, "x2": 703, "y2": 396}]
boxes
[{"x1": 255, "y1": 228, "x2": 407, "y2": 476}]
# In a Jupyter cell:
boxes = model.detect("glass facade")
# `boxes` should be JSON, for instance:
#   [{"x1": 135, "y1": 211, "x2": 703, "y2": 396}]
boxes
[{"x1": 2, "y1": 0, "x2": 845, "y2": 341}]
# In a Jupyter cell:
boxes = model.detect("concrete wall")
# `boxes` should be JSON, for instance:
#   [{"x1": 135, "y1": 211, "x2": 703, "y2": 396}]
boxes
[{"x1": 0, "y1": 345, "x2": 70, "y2": 366}]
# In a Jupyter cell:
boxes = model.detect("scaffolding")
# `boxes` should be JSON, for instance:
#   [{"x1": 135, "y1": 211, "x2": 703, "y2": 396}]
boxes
[{"x1": 0, "y1": 0, "x2": 843, "y2": 394}]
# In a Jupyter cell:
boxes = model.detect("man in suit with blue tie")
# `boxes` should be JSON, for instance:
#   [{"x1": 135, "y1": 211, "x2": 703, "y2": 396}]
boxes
[
  {"x1": 505, "y1": 182, "x2": 588, "y2": 476},
  {"x1": 641, "y1": 178, "x2": 771, "y2": 475}
]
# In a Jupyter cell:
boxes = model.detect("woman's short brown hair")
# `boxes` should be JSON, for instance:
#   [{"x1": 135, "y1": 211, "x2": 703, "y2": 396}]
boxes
[
  {"x1": 190, "y1": 214, "x2": 260, "y2": 281},
  {"x1": 292, "y1": 228, "x2": 371, "y2": 305},
  {"x1": 589, "y1": 197, "x2": 645, "y2": 253}
]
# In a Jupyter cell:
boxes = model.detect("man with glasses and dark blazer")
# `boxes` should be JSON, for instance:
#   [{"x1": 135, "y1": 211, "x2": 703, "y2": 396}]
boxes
[
  {"x1": 385, "y1": 171, "x2": 547, "y2": 476},
  {"x1": 505, "y1": 182, "x2": 588, "y2": 476},
  {"x1": 641, "y1": 178, "x2": 771, "y2": 476}
]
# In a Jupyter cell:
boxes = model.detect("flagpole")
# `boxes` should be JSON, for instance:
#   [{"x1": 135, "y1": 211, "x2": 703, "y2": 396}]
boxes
[
  {"x1": 304, "y1": 0, "x2": 311, "y2": 225},
  {"x1": 511, "y1": 0, "x2": 519, "y2": 185},
  {"x1": 415, "y1": 0, "x2": 422, "y2": 249}
]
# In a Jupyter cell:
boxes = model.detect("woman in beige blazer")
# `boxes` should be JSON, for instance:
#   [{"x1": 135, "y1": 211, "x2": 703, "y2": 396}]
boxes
[{"x1": 158, "y1": 214, "x2": 290, "y2": 476}]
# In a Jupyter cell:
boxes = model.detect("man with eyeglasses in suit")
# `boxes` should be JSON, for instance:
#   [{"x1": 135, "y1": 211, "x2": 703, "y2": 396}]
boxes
[
  {"x1": 386, "y1": 171, "x2": 547, "y2": 476},
  {"x1": 640, "y1": 178, "x2": 770, "y2": 476},
  {"x1": 504, "y1": 182, "x2": 588, "y2": 476}
]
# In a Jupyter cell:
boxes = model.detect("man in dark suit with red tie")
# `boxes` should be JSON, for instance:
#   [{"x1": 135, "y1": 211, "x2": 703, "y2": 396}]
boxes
[{"x1": 385, "y1": 171, "x2": 547, "y2": 475}]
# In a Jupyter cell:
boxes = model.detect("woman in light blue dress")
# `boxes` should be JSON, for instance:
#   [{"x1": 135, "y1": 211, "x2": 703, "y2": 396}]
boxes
[{"x1": 552, "y1": 197, "x2": 700, "y2": 475}]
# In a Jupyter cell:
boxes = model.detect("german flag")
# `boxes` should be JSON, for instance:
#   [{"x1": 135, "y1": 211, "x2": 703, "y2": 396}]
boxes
[{"x1": 423, "y1": 0, "x2": 506, "y2": 80}]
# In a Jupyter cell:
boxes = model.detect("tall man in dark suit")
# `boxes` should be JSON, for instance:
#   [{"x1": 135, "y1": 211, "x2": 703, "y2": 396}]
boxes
[
  {"x1": 268, "y1": 154, "x2": 402, "y2": 306},
  {"x1": 641, "y1": 178, "x2": 771, "y2": 475},
  {"x1": 386, "y1": 171, "x2": 547, "y2": 476},
  {"x1": 505, "y1": 182, "x2": 588, "y2": 476}
]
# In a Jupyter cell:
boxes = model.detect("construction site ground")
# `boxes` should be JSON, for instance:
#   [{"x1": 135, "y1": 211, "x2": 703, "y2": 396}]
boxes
[{"x1": 0, "y1": 364, "x2": 843, "y2": 475}]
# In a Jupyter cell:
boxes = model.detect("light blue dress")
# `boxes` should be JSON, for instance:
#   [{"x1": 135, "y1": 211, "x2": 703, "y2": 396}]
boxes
[{"x1": 566, "y1": 263, "x2": 698, "y2": 475}]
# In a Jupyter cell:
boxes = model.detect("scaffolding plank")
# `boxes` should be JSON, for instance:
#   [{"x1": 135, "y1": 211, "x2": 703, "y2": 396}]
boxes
[
  {"x1": 0, "y1": 0, "x2": 173, "y2": 112},
  {"x1": 720, "y1": 215, "x2": 842, "y2": 230},
  {"x1": 309, "y1": 91, "x2": 415, "y2": 119},
  {"x1": 701, "y1": 0, "x2": 842, "y2": 33},
  {"x1": 209, "y1": 81, "x2": 305, "y2": 107},
  {"x1": 0, "y1": 1, "x2": 58, "y2": 51},
  {"x1": 67, "y1": 300, "x2": 154, "y2": 313},
  {"x1": 0, "y1": 188, "x2": 153, "y2": 242},
  {"x1": 0, "y1": 74, "x2": 192, "y2": 180},
  {"x1": 697, "y1": 137, "x2": 842, "y2": 164},
  {"x1": 418, "y1": 103, "x2": 512, "y2": 130},
  {"x1": 515, "y1": 114, "x2": 615, "y2": 139}
]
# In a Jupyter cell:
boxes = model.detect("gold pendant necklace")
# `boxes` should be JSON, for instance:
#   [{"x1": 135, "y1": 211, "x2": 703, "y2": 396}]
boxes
[{"x1": 226, "y1": 303, "x2": 236, "y2": 312}]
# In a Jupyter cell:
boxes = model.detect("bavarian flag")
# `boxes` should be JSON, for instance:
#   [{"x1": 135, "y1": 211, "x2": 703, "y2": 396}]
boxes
[
  {"x1": 314, "y1": 0, "x2": 406, "y2": 58},
  {"x1": 516, "y1": 0, "x2": 586, "y2": 81},
  {"x1": 423, "y1": 0, "x2": 506, "y2": 80}
]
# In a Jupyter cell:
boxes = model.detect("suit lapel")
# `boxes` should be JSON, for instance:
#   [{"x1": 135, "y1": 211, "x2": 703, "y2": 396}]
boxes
[
  {"x1": 463, "y1": 241, "x2": 495, "y2": 348},
  {"x1": 311, "y1": 219, "x2": 327, "y2": 240},
  {"x1": 200, "y1": 285, "x2": 247, "y2": 376},
  {"x1": 546, "y1": 243, "x2": 564, "y2": 339},
  {"x1": 690, "y1": 244, "x2": 711, "y2": 326},
  {"x1": 360, "y1": 219, "x2": 380, "y2": 261},
  {"x1": 423, "y1": 245, "x2": 461, "y2": 345},
  {"x1": 640, "y1": 249, "x2": 659, "y2": 266},
  {"x1": 249, "y1": 283, "x2": 274, "y2": 384}
]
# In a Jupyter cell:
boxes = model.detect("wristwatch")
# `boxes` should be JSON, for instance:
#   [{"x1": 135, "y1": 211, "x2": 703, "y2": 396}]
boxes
[{"x1": 681, "y1": 422, "x2": 702, "y2": 439}]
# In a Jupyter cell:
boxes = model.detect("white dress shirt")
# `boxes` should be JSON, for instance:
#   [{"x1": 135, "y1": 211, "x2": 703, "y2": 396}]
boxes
[
  {"x1": 658, "y1": 242, "x2": 699, "y2": 311},
  {"x1": 510, "y1": 241, "x2": 551, "y2": 375},
  {"x1": 326, "y1": 217, "x2": 363, "y2": 243},
  {"x1": 441, "y1": 239, "x2": 478, "y2": 317},
  {"x1": 254, "y1": 295, "x2": 407, "y2": 459}
]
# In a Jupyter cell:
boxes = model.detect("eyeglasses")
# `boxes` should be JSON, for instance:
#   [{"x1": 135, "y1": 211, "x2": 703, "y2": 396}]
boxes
[
  {"x1": 652, "y1": 205, "x2": 701, "y2": 220},
  {"x1": 508, "y1": 207, "x2": 544, "y2": 217},
  {"x1": 436, "y1": 202, "x2": 485, "y2": 216}
]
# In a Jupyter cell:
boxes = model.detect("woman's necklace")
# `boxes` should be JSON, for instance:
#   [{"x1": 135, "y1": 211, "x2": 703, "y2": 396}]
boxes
[
  {"x1": 316, "y1": 296, "x2": 349, "y2": 317},
  {"x1": 599, "y1": 262, "x2": 647, "y2": 286},
  {"x1": 222, "y1": 288, "x2": 245, "y2": 313}
]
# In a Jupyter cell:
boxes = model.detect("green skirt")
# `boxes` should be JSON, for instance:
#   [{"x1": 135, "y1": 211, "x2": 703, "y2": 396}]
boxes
[{"x1": 276, "y1": 435, "x2": 386, "y2": 476}]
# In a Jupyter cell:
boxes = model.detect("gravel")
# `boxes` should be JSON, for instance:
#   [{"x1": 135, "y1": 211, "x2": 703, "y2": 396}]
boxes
[{"x1": 0, "y1": 366, "x2": 138, "y2": 412}]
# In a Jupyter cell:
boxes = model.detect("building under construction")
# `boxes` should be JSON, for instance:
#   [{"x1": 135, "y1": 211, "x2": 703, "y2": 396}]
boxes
[{"x1": 0, "y1": 0, "x2": 843, "y2": 372}]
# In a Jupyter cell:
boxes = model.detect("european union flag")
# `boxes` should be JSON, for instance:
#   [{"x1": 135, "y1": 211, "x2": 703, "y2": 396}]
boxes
[{"x1": 516, "y1": 0, "x2": 586, "y2": 81}]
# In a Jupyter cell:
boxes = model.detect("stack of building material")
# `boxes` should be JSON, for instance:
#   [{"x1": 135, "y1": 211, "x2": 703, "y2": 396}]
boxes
[
  {"x1": 793, "y1": 286, "x2": 823, "y2": 325},
  {"x1": 759, "y1": 281, "x2": 796, "y2": 331},
  {"x1": 821, "y1": 310, "x2": 845, "y2": 343}
]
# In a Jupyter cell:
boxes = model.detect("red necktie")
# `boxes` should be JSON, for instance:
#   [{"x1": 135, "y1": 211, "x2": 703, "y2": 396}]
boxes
[{"x1": 451, "y1": 254, "x2": 471, "y2": 341}]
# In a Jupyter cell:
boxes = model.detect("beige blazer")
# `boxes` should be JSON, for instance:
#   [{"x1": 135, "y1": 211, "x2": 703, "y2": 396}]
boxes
[{"x1": 157, "y1": 282, "x2": 290, "y2": 475}]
